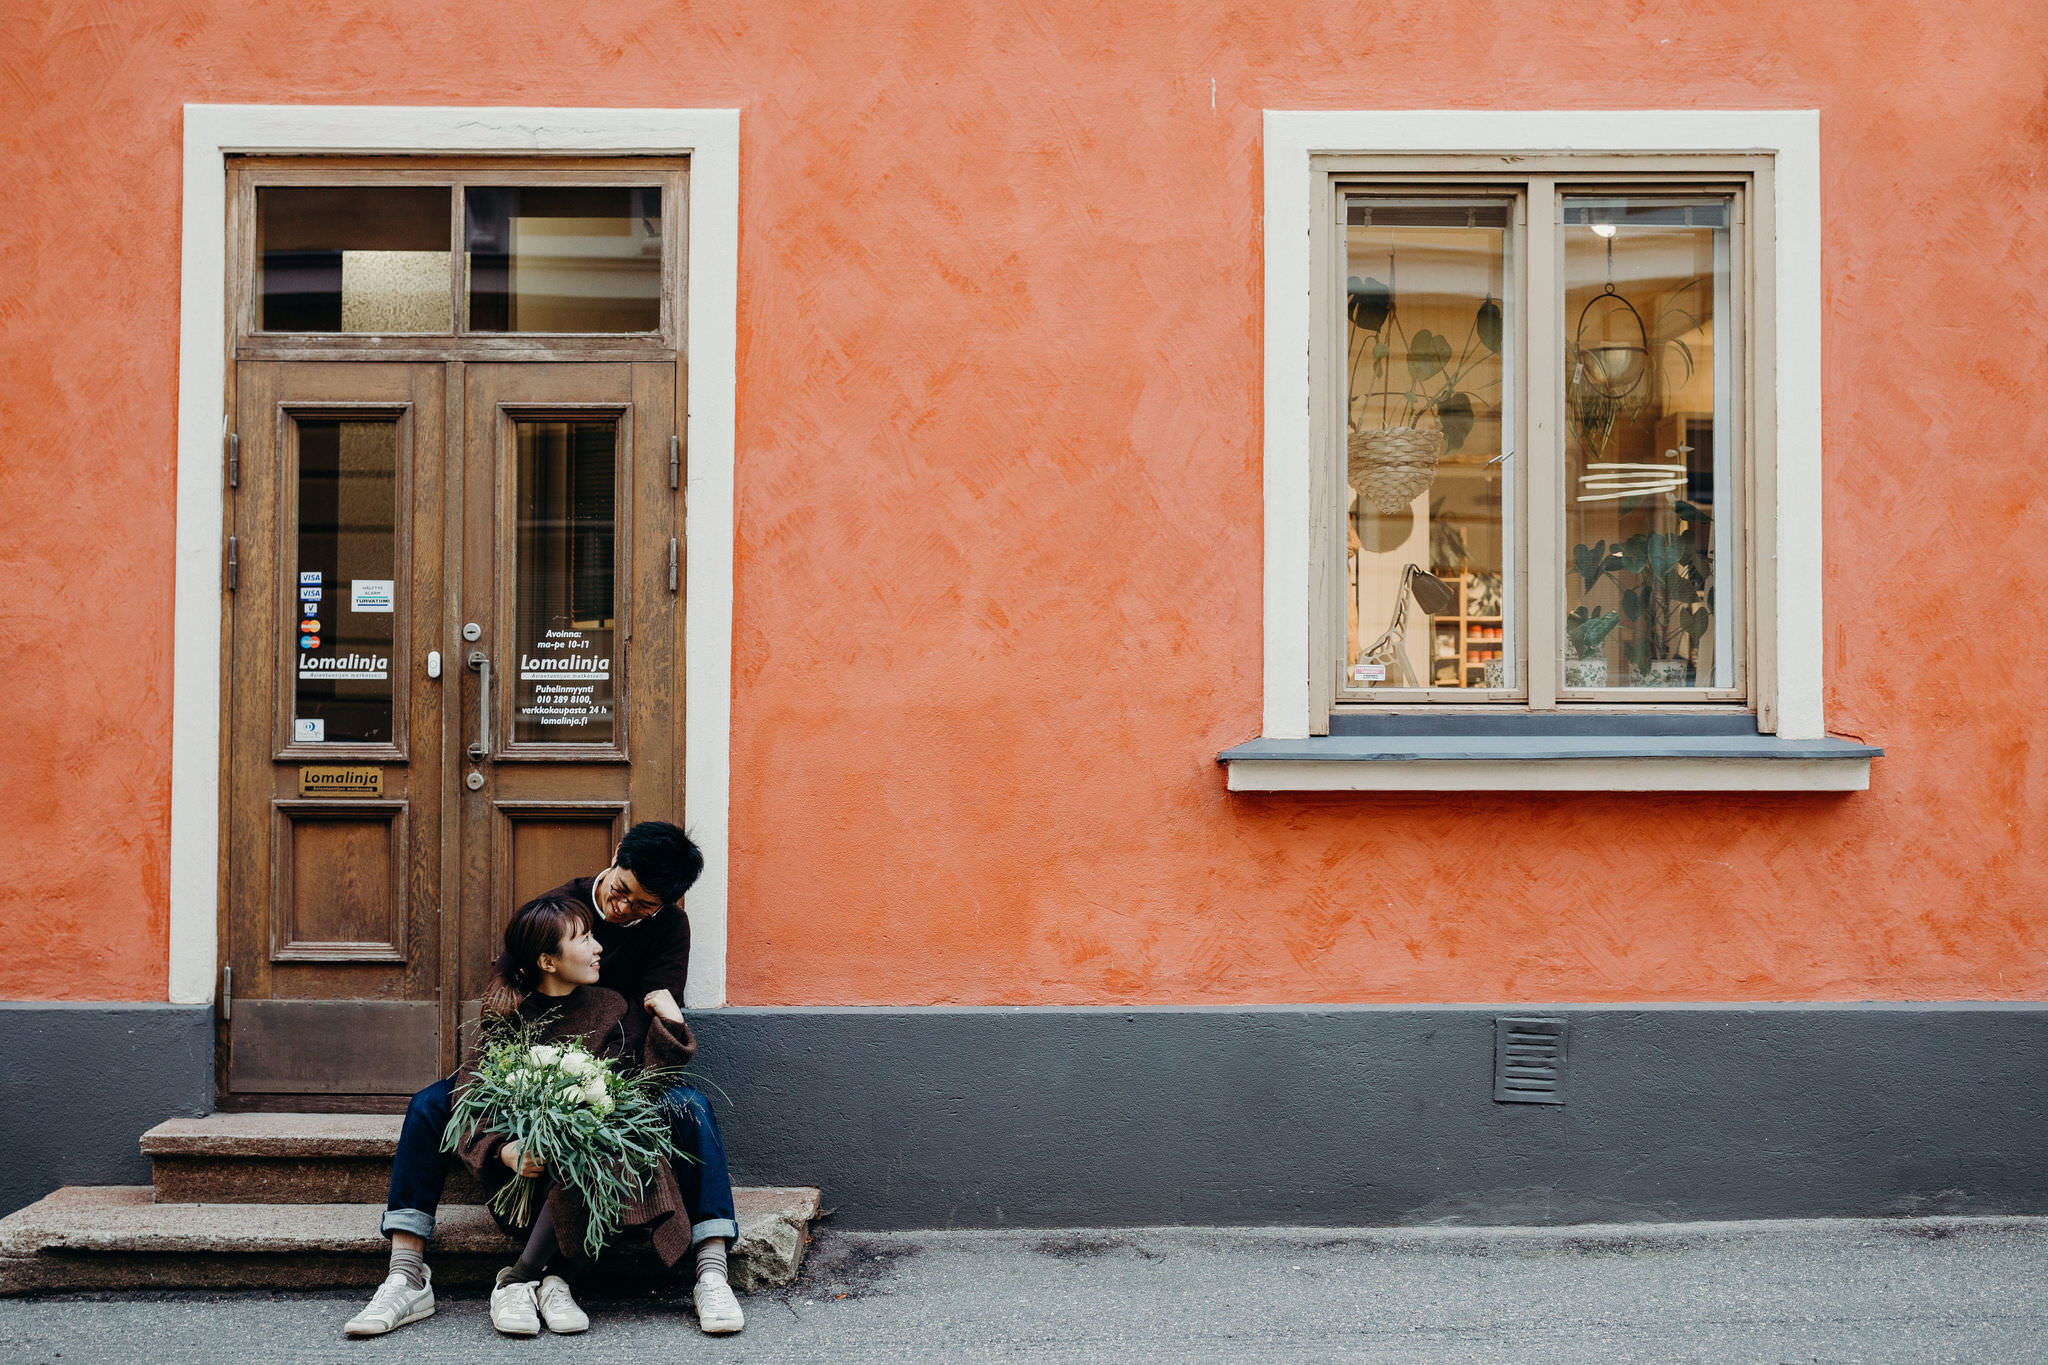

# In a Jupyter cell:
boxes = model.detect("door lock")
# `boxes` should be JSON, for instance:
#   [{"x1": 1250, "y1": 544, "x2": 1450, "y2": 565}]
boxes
[{"x1": 465, "y1": 771, "x2": 485, "y2": 791}]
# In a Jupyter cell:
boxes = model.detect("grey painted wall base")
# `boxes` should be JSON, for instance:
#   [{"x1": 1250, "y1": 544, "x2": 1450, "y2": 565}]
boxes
[
  {"x1": 686, "y1": 1005, "x2": 2048, "y2": 1230},
  {"x1": 0, "y1": 1004, "x2": 212, "y2": 1218},
  {"x1": 4, "y1": 1003, "x2": 2043, "y2": 1232}
]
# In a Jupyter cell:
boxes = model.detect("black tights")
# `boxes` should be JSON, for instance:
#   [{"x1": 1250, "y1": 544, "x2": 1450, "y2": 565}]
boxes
[{"x1": 506, "y1": 1194, "x2": 587, "y2": 1284}]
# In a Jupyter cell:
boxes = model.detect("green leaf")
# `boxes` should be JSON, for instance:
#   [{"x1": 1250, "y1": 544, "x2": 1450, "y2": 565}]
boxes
[
  {"x1": 1683, "y1": 607, "x2": 1712, "y2": 642},
  {"x1": 1647, "y1": 531, "x2": 1682, "y2": 581},
  {"x1": 1620, "y1": 586, "x2": 1643, "y2": 619},
  {"x1": 1618, "y1": 534, "x2": 1650, "y2": 576},
  {"x1": 1439, "y1": 392, "x2": 1475, "y2": 452},
  {"x1": 1673, "y1": 499, "x2": 1708, "y2": 523},
  {"x1": 1476, "y1": 296, "x2": 1503, "y2": 353},
  {"x1": 1347, "y1": 275, "x2": 1391, "y2": 333},
  {"x1": 1667, "y1": 337, "x2": 1694, "y2": 383},
  {"x1": 1572, "y1": 540, "x2": 1609, "y2": 593},
  {"x1": 1407, "y1": 330, "x2": 1451, "y2": 384}
]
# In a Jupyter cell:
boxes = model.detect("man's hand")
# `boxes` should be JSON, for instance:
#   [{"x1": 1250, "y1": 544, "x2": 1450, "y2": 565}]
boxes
[
  {"x1": 642, "y1": 988, "x2": 684, "y2": 1024},
  {"x1": 501, "y1": 1141, "x2": 545, "y2": 1178}
]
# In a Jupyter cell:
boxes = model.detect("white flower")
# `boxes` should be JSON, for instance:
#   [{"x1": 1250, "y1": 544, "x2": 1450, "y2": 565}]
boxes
[
  {"x1": 559, "y1": 1049, "x2": 600, "y2": 1080},
  {"x1": 528, "y1": 1044, "x2": 563, "y2": 1067},
  {"x1": 578, "y1": 1077, "x2": 610, "y2": 1108}
]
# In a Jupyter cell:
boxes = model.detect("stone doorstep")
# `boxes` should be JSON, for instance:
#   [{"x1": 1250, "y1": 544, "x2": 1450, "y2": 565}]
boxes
[{"x1": 0, "y1": 1185, "x2": 821, "y2": 1296}]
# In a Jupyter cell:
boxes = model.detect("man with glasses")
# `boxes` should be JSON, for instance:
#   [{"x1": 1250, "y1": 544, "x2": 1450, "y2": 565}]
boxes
[{"x1": 346, "y1": 821, "x2": 747, "y2": 1337}]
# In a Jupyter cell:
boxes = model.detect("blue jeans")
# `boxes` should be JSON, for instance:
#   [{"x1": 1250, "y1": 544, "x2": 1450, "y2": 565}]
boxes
[{"x1": 381, "y1": 1077, "x2": 740, "y2": 1246}]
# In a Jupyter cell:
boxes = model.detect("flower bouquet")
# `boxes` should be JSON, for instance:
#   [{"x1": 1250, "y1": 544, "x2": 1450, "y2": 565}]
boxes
[{"x1": 442, "y1": 1014, "x2": 685, "y2": 1258}]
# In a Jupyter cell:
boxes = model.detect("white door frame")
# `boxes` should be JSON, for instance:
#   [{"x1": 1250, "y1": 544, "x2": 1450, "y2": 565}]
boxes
[{"x1": 171, "y1": 105, "x2": 740, "y2": 1006}]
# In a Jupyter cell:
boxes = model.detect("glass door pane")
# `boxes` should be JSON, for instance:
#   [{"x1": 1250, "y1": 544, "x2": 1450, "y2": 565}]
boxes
[
  {"x1": 1343, "y1": 197, "x2": 1514, "y2": 694},
  {"x1": 292, "y1": 418, "x2": 399, "y2": 745},
  {"x1": 512, "y1": 418, "x2": 619, "y2": 745},
  {"x1": 1562, "y1": 197, "x2": 1733, "y2": 691}
]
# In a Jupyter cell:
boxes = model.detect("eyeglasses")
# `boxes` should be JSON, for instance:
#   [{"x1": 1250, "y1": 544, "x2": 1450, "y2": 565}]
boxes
[{"x1": 601, "y1": 872, "x2": 666, "y2": 918}]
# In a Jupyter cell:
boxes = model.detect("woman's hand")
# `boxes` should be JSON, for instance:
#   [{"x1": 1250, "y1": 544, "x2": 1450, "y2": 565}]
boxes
[{"x1": 501, "y1": 1141, "x2": 545, "y2": 1177}]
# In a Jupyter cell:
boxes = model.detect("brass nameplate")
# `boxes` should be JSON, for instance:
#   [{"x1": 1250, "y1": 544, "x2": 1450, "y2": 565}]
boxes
[{"x1": 299, "y1": 766, "x2": 383, "y2": 797}]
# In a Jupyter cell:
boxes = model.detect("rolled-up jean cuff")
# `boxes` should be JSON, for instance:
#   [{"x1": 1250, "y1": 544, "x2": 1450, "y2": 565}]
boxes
[
  {"x1": 692, "y1": 1217, "x2": 739, "y2": 1245},
  {"x1": 381, "y1": 1208, "x2": 436, "y2": 1239}
]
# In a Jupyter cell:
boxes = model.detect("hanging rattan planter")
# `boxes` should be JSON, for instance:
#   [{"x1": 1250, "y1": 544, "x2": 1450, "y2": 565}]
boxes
[{"x1": 1348, "y1": 424, "x2": 1444, "y2": 515}]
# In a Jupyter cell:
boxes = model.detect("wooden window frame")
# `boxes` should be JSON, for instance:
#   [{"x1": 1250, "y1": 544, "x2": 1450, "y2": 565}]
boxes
[
  {"x1": 1310, "y1": 158, "x2": 1771, "y2": 718},
  {"x1": 228, "y1": 155, "x2": 688, "y2": 363}
]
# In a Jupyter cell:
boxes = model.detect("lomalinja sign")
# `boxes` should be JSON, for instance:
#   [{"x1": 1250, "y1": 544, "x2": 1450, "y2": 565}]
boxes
[{"x1": 298, "y1": 652, "x2": 390, "y2": 681}]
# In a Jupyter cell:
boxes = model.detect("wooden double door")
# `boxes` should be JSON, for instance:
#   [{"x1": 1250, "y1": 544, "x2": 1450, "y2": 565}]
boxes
[{"x1": 221, "y1": 360, "x2": 681, "y2": 1107}]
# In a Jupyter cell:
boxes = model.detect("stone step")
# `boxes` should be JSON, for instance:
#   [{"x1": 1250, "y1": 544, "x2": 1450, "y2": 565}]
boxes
[
  {"x1": 0, "y1": 1185, "x2": 820, "y2": 1296},
  {"x1": 142, "y1": 1114, "x2": 488, "y2": 1204}
]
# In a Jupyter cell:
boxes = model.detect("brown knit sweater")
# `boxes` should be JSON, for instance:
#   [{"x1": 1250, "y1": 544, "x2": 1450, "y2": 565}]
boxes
[{"x1": 453, "y1": 985, "x2": 700, "y2": 1268}]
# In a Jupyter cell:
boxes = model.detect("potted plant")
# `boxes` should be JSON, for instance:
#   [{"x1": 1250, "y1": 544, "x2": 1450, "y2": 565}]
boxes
[
  {"x1": 1569, "y1": 499, "x2": 1714, "y2": 687},
  {"x1": 1345, "y1": 272, "x2": 1502, "y2": 514},
  {"x1": 1564, "y1": 606, "x2": 1621, "y2": 688}
]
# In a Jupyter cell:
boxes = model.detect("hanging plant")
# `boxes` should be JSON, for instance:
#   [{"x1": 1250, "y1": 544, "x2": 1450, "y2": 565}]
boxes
[{"x1": 1346, "y1": 265, "x2": 1503, "y2": 514}]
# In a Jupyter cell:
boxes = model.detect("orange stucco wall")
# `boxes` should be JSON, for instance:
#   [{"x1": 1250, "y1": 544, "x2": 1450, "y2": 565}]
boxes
[{"x1": 2, "y1": 1, "x2": 2044, "y2": 1004}]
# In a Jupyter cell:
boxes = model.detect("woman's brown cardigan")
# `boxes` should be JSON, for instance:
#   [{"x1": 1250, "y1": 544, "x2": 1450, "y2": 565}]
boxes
[{"x1": 453, "y1": 984, "x2": 700, "y2": 1268}]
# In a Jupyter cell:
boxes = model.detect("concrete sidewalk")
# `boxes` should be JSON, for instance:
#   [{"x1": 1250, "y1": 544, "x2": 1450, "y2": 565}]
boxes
[{"x1": 3, "y1": 1217, "x2": 2043, "y2": 1363}]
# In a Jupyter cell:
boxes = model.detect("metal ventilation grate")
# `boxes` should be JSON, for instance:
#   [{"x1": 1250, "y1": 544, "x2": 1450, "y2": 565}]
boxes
[{"x1": 1494, "y1": 1016, "x2": 1568, "y2": 1104}]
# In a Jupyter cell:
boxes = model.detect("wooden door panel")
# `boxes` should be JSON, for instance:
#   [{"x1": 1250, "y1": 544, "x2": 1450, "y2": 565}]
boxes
[
  {"x1": 456, "y1": 364, "x2": 678, "y2": 1010},
  {"x1": 271, "y1": 802, "x2": 408, "y2": 961},
  {"x1": 229, "y1": 1000, "x2": 442, "y2": 1094},
  {"x1": 224, "y1": 362, "x2": 446, "y2": 1104}
]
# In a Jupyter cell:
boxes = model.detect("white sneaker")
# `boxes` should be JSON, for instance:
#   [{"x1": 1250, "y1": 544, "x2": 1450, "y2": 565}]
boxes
[
  {"x1": 536, "y1": 1274, "x2": 590, "y2": 1333},
  {"x1": 344, "y1": 1268, "x2": 435, "y2": 1336},
  {"x1": 693, "y1": 1273, "x2": 745, "y2": 1334},
  {"x1": 489, "y1": 1276, "x2": 542, "y2": 1336}
]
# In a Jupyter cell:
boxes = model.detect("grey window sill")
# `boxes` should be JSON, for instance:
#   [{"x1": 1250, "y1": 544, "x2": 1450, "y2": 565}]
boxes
[{"x1": 1218, "y1": 715, "x2": 1880, "y2": 792}]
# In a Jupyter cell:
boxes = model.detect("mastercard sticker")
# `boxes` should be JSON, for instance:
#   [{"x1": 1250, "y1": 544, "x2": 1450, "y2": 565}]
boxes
[{"x1": 299, "y1": 618, "x2": 320, "y2": 632}]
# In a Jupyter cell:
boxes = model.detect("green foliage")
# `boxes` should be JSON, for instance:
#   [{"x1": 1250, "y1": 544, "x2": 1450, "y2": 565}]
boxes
[
  {"x1": 1570, "y1": 510, "x2": 1715, "y2": 676},
  {"x1": 1346, "y1": 280, "x2": 1504, "y2": 456},
  {"x1": 443, "y1": 1010, "x2": 688, "y2": 1259},
  {"x1": 1565, "y1": 606, "x2": 1621, "y2": 660}
]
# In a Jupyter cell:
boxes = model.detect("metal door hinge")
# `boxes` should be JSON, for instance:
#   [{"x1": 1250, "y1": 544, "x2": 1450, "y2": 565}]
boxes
[
  {"x1": 226, "y1": 432, "x2": 240, "y2": 489},
  {"x1": 226, "y1": 536, "x2": 239, "y2": 591},
  {"x1": 221, "y1": 964, "x2": 232, "y2": 1021},
  {"x1": 667, "y1": 538, "x2": 679, "y2": 592},
  {"x1": 668, "y1": 434, "x2": 680, "y2": 490}
]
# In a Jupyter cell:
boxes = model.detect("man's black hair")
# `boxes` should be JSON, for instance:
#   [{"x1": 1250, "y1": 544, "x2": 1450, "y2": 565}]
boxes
[{"x1": 614, "y1": 821, "x2": 704, "y2": 907}]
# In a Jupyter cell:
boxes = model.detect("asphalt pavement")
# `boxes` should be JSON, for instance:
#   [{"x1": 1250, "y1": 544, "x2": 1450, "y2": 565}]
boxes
[{"x1": 3, "y1": 1216, "x2": 2044, "y2": 1363}]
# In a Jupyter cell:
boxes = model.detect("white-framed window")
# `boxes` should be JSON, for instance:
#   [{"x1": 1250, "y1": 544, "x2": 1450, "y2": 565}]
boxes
[{"x1": 1237, "y1": 111, "x2": 1872, "y2": 791}]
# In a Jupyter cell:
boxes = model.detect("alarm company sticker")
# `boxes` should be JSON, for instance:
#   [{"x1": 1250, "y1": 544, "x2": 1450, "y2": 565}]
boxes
[
  {"x1": 293, "y1": 718, "x2": 324, "y2": 743},
  {"x1": 1351, "y1": 663, "x2": 1387, "y2": 683},
  {"x1": 350, "y1": 579, "x2": 395, "y2": 613}
]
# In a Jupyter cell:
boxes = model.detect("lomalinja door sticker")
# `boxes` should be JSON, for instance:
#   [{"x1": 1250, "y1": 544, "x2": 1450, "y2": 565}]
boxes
[{"x1": 518, "y1": 627, "x2": 614, "y2": 732}]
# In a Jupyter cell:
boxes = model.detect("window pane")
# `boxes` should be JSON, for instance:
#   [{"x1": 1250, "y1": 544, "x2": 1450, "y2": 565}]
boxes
[
  {"x1": 257, "y1": 187, "x2": 451, "y2": 333},
  {"x1": 294, "y1": 420, "x2": 397, "y2": 745},
  {"x1": 513, "y1": 419, "x2": 618, "y2": 744},
  {"x1": 1562, "y1": 197, "x2": 1732, "y2": 690},
  {"x1": 466, "y1": 187, "x2": 662, "y2": 333},
  {"x1": 1343, "y1": 198, "x2": 1512, "y2": 692}
]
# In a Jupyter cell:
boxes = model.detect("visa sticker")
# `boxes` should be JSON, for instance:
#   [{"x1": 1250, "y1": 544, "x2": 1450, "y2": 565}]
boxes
[
  {"x1": 300, "y1": 587, "x2": 322, "y2": 602},
  {"x1": 299, "y1": 571, "x2": 323, "y2": 585}
]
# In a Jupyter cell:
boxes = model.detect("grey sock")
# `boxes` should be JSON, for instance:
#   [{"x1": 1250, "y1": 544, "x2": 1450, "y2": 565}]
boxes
[
  {"x1": 694, "y1": 1237, "x2": 729, "y2": 1284},
  {"x1": 388, "y1": 1243, "x2": 427, "y2": 1291}
]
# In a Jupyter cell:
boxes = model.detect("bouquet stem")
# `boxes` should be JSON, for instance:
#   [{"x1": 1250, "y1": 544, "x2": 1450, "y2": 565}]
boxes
[{"x1": 493, "y1": 1173, "x2": 543, "y2": 1230}]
